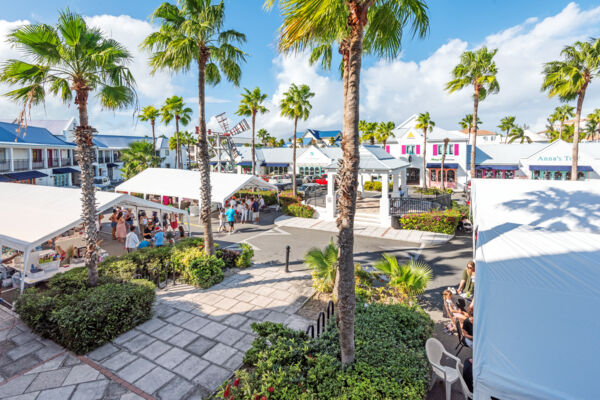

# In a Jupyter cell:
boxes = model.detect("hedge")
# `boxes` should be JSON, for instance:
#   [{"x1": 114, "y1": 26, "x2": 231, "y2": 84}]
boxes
[
  {"x1": 414, "y1": 187, "x2": 453, "y2": 195},
  {"x1": 218, "y1": 302, "x2": 433, "y2": 400},
  {"x1": 363, "y1": 181, "x2": 393, "y2": 192},
  {"x1": 399, "y1": 209, "x2": 462, "y2": 234},
  {"x1": 284, "y1": 203, "x2": 315, "y2": 218},
  {"x1": 15, "y1": 268, "x2": 155, "y2": 354}
]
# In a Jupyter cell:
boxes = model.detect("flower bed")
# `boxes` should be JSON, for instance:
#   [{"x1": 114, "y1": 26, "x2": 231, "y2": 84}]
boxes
[
  {"x1": 218, "y1": 302, "x2": 433, "y2": 400},
  {"x1": 399, "y1": 209, "x2": 462, "y2": 234},
  {"x1": 284, "y1": 202, "x2": 315, "y2": 218}
]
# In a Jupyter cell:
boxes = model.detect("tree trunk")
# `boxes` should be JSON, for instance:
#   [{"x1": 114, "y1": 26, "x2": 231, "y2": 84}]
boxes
[
  {"x1": 292, "y1": 117, "x2": 298, "y2": 196},
  {"x1": 505, "y1": 128, "x2": 509, "y2": 144},
  {"x1": 441, "y1": 141, "x2": 447, "y2": 191},
  {"x1": 572, "y1": 88, "x2": 587, "y2": 180},
  {"x1": 369, "y1": 136, "x2": 374, "y2": 145},
  {"x1": 251, "y1": 111, "x2": 256, "y2": 175},
  {"x1": 198, "y1": 50, "x2": 215, "y2": 255},
  {"x1": 470, "y1": 87, "x2": 480, "y2": 179},
  {"x1": 151, "y1": 120, "x2": 157, "y2": 155},
  {"x1": 74, "y1": 88, "x2": 98, "y2": 287},
  {"x1": 175, "y1": 117, "x2": 181, "y2": 169},
  {"x1": 422, "y1": 128, "x2": 427, "y2": 189}
]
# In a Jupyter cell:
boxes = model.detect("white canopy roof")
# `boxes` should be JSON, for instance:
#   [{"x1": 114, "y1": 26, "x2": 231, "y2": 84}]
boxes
[
  {"x1": 0, "y1": 183, "x2": 187, "y2": 252},
  {"x1": 114, "y1": 168, "x2": 277, "y2": 205},
  {"x1": 471, "y1": 179, "x2": 600, "y2": 400}
]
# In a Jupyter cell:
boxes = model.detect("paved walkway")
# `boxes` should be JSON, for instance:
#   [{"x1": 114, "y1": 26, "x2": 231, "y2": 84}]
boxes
[{"x1": 275, "y1": 216, "x2": 454, "y2": 245}]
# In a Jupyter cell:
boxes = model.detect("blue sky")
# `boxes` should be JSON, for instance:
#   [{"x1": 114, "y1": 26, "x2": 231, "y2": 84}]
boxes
[{"x1": 1, "y1": 1, "x2": 599, "y2": 137}]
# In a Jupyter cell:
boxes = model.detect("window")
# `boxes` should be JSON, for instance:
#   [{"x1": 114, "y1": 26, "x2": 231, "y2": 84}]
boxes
[
  {"x1": 446, "y1": 170, "x2": 455, "y2": 182},
  {"x1": 476, "y1": 169, "x2": 483, "y2": 178},
  {"x1": 430, "y1": 169, "x2": 437, "y2": 181},
  {"x1": 32, "y1": 149, "x2": 42, "y2": 162},
  {"x1": 164, "y1": 150, "x2": 169, "y2": 156},
  {"x1": 554, "y1": 171, "x2": 563, "y2": 181},
  {"x1": 577, "y1": 171, "x2": 586, "y2": 181},
  {"x1": 505, "y1": 170, "x2": 514, "y2": 179},
  {"x1": 267, "y1": 166, "x2": 287, "y2": 175},
  {"x1": 436, "y1": 144, "x2": 453, "y2": 155},
  {"x1": 494, "y1": 170, "x2": 503, "y2": 179},
  {"x1": 533, "y1": 170, "x2": 541, "y2": 180},
  {"x1": 406, "y1": 145, "x2": 416, "y2": 155},
  {"x1": 485, "y1": 169, "x2": 494, "y2": 179},
  {"x1": 543, "y1": 171, "x2": 552, "y2": 180},
  {"x1": 0, "y1": 148, "x2": 5, "y2": 161}
]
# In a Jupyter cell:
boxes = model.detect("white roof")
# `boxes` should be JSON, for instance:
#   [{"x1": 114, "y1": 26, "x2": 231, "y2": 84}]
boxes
[
  {"x1": 471, "y1": 179, "x2": 600, "y2": 400},
  {"x1": 0, "y1": 183, "x2": 186, "y2": 252},
  {"x1": 324, "y1": 145, "x2": 410, "y2": 172},
  {"x1": 115, "y1": 168, "x2": 277, "y2": 205}
]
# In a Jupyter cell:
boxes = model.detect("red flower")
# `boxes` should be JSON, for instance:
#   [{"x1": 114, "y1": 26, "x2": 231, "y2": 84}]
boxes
[
  {"x1": 254, "y1": 395, "x2": 260, "y2": 400},
  {"x1": 233, "y1": 378, "x2": 240, "y2": 388},
  {"x1": 261, "y1": 396, "x2": 267, "y2": 400},
  {"x1": 268, "y1": 387, "x2": 274, "y2": 393},
  {"x1": 224, "y1": 385, "x2": 231, "y2": 398}
]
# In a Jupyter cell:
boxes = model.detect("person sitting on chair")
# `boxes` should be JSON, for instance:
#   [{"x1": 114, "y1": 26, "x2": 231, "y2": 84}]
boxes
[
  {"x1": 443, "y1": 290, "x2": 469, "y2": 322},
  {"x1": 461, "y1": 310, "x2": 474, "y2": 347},
  {"x1": 463, "y1": 357, "x2": 473, "y2": 393}
]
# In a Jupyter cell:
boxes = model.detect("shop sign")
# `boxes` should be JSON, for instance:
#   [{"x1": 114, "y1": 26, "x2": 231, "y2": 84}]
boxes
[
  {"x1": 430, "y1": 156, "x2": 456, "y2": 162},
  {"x1": 536, "y1": 155, "x2": 579, "y2": 162}
]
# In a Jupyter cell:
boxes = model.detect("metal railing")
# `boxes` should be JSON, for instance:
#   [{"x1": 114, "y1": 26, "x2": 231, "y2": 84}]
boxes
[
  {"x1": 132, "y1": 261, "x2": 178, "y2": 289},
  {"x1": 390, "y1": 192, "x2": 452, "y2": 216},
  {"x1": 48, "y1": 157, "x2": 60, "y2": 167},
  {"x1": 32, "y1": 160, "x2": 44, "y2": 169},
  {"x1": 61, "y1": 158, "x2": 71, "y2": 166},
  {"x1": 303, "y1": 190, "x2": 327, "y2": 208},
  {"x1": 306, "y1": 300, "x2": 335, "y2": 338},
  {"x1": 13, "y1": 159, "x2": 29, "y2": 171},
  {"x1": 0, "y1": 160, "x2": 9, "y2": 172}
]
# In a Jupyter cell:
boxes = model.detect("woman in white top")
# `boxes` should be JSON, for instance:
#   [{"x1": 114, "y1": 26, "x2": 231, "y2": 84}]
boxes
[
  {"x1": 218, "y1": 208, "x2": 226, "y2": 232},
  {"x1": 237, "y1": 202, "x2": 244, "y2": 223}
]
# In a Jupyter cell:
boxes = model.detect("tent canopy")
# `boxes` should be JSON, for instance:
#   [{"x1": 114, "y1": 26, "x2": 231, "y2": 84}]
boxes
[
  {"x1": 114, "y1": 168, "x2": 277, "y2": 205},
  {"x1": 471, "y1": 179, "x2": 600, "y2": 400},
  {"x1": 0, "y1": 183, "x2": 187, "y2": 252}
]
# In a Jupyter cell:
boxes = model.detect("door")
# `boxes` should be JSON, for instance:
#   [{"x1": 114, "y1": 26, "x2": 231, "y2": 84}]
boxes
[{"x1": 407, "y1": 168, "x2": 420, "y2": 185}]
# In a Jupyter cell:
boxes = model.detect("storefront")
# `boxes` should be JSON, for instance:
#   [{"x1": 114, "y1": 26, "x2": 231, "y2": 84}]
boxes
[
  {"x1": 530, "y1": 165, "x2": 591, "y2": 181},
  {"x1": 299, "y1": 165, "x2": 324, "y2": 176},
  {"x1": 266, "y1": 163, "x2": 289, "y2": 175},
  {"x1": 426, "y1": 163, "x2": 458, "y2": 189},
  {"x1": 475, "y1": 165, "x2": 518, "y2": 179}
]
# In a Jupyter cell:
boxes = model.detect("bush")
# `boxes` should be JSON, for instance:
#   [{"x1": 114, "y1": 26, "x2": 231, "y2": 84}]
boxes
[
  {"x1": 187, "y1": 255, "x2": 224, "y2": 288},
  {"x1": 236, "y1": 243, "x2": 254, "y2": 268},
  {"x1": 216, "y1": 248, "x2": 241, "y2": 269},
  {"x1": 451, "y1": 201, "x2": 471, "y2": 220},
  {"x1": 14, "y1": 268, "x2": 155, "y2": 354},
  {"x1": 415, "y1": 187, "x2": 452, "y2": 195},
  {"x1": 284, "y1": 203, "x2": 315, "y2": 218},
  {"x1": 363, "y1": 181, "x2": 393, "y2": 192},
  {"x1": 218, "y1": 303, "x2": 433, "y2": 400},
  {"x1": 399, "y1": 209, "x2": 461, "y2": 234},
  {"x1": 279, "y1": 192, "x2": 303, "y2": 207}
]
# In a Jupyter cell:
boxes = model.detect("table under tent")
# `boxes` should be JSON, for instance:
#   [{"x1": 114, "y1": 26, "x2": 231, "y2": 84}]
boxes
[
  {"x1": 114, "y1": 168, "x2": 278, "y2": 221},
  {"x1": 471, "y1": 179, "x2": 600, "y2": 400},
  {"x1": 0, "y1": 183, "x2": 189, "y2": 306}
]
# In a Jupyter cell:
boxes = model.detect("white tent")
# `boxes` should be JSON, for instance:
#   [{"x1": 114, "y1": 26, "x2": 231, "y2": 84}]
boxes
[
  {"x1": 471, "y1": 179, "x2": 600, "y2": 400},
  {"x1": 114, "y1": 168, "x2": 277, "y2": 206}
]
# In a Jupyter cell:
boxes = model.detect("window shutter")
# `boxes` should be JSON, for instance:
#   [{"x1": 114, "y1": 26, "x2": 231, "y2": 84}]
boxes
[
  {"x1": 386, "y1": 145, "x2": 390, "y2": 153},
  {"x1": 401, "y1": 145, "x2": 406, "y2": 154},
  {"x1": 416, "y1": 145, "x2": 420, "y2": 155},
  {"x1": 454, "y1": 144, "x2": 459, "y2": 155},
  {"x1": 433, "y1": 145, "x2": 437, "y2": 156}
]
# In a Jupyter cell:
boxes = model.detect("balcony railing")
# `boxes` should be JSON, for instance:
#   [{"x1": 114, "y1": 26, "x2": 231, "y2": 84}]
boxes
[
  {"x1": 98, "y1": 157, "x2": 111, "y2": 164},
  {"x1": 32, "y1": 160, "x2": 44, "y2": 169},
  {"x1": 61, "y1": 158, "x2": 71, "y2": 166},
  {"x1": 14, "y1": 159, "x2": 29, "y2": 171},
  {"x1": 0, "y1": 160, "x2": 9, "y2": 173},
  {"x1": 48, "y1": 157, "x2": 60, "y2": 167}
]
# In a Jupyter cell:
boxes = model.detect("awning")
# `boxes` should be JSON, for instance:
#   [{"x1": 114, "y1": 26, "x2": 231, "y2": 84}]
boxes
[
  {"x1": 476, "y1": 165, "x2": 519, "y2": 170},
  {"x1": 107, "y1": 163, "x2": 118, "y2": 168},
  {"x1": 210, "y1": 161, "x2": 226, "y2": 166},
  {"x1": 0, "y1": 175, "x2": 13, "y2": 182},
  {"x1": 5, "y1": 171, "x2": 47, "y2": 180},
  {"x1": 426, "y1": 163, "x2": 458, "y2": 169},
  {"x1": 52, "y1": 167, "x2": 79, "y2": 174},
  {"x1": 529, "y1": 165, "x2": 593, "y2": 172},
  {"x1": 238, "y1": 161, "x2": 253, "y2": 166},
  {"x1": 265, "y1": 163, "x2": 289, "y2": 167}
]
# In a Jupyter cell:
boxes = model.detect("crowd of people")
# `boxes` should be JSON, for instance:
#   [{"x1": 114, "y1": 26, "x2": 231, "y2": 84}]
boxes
[{"x1": 218, "y1": 195, "x2": 265, "y2": 235}]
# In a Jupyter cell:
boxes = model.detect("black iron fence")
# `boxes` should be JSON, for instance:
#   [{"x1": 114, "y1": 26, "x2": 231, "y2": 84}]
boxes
[
  {"x1": 306, "y1": 300, "x2": 335, "y2": 338},
  {"x1": 304, "y1": 190, "x2": 327, "y2": 208},
  {"x1": 390, "y1": 193, "x2": 452, "y2": 216}
]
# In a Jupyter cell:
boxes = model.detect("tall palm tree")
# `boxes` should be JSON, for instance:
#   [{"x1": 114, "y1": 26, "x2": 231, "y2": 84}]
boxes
[
  {"x1": 280, "y1": 83, "x2": 314, "y2": 196},
  {"x1": 121, "y1": 141, "x2": 163, "y2": 179},
  {"x1": 236, "y1": 87, "x2": 269, "y2": 174},
  {"x1": 257, "y1": 128, "x2": 270, "y2": 145},
  {"x1": 586, "y1": 108, "x2": 600, "y2": 141},
  {"x1": 138, "y1": 105, "x2": 161, "y2": 153},
  {"x1": 358, "y1": 120, "x2": 377, "y2": 144},
  {"x1": 304, "y1": 240, "x2": 338, "y2": 294},
  {"x1": 161, "y1": 96, "x2": 192, "y2": 169},
  {"x1": 143, "y1": 0, "x2": 246, "y2": 256},
  {"x1": 376, "y1": 121, "x2": 395, "y2": 148},
  {"x1": 0, "y1": 10, "x2": 136, "y2": 286},
  {"x1": 374, "y1": 254, "x2": 432, "y2": 297},
  {"x1": 267, "y1": 0, "x2": 429, "y2": 365},
  {"x1": 542, "y1": 39, "x2": 600, "y2": 180},
  {"x1": 498, "y1": 116, "x2": 516, "y2": 144},
  {"x1": 508, "y1": 126, "x2": 532, "y2": 144},
  {"x1": 446, "y1": 47, "x2": 500, "y2": 179},
  {"x1": 440, "y1": 138, "x2": 449, "y2": 190},
  {"x1": 178, "y1": 130, "x2": 196, "y2": 168},
  {"x1": 459, "y1": 114, "x2": 482, "y2": 144},
  {"x1": 415, "y1": 112, "x2": 435, "y2": 189},
  {"x1": 549, "y1": 104, "x2": 575, "y2": 136}
]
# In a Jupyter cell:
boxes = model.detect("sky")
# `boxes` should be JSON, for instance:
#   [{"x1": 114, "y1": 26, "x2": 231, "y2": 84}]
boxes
[{"x1": 0, "y1": 1, "x2": 599, "y2": 139}]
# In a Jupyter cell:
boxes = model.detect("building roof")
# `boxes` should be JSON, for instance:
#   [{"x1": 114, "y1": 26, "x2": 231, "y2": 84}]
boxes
[
  {"x1": 324, "y1": 145, "x2": 409, "y2": 173},
  {"x1": 0, "y1": 122, "x2": 74, "y2": 147},
  {"x1": 472, "y1": 143, "x2": 548, "y2": 165},
  {"x1": 459, "y1": 128, "x2": 498, "y2": 136},
  {"x1": 93, "y1": 135, "x2": 153, "y2": 149},
  {"x1": 0, "y1": 119, "x2": 75, "y2": 136}
]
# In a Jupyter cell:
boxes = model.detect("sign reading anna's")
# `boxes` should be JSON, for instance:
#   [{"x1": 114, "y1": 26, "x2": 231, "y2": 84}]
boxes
[{"x1": 537, "y1": 155, "x2": 580, "y2": 162}]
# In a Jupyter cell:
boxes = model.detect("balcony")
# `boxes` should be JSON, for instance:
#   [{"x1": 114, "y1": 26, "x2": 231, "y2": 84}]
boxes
[
  {"x1": 61, "y1": 158, "x2": 72, "y2": 166},
  {"x1": 98, "y1": 157, "x2": 111, "y2": 164},
  {"x1": 0, "y1": 160, "x2": 9, "y2": 173},
  {"x1": 32, "y1": 160, "x2": 44, "y2": 169},
  {"x1": 13, "y1": 159, "x2": 30, "y2": 171},
  {"x1": 48, "y1": 158, "x2": 60, "y2": 168}
]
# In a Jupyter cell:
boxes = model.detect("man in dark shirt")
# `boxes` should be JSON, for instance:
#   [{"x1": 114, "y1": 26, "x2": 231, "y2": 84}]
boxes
[
  {"x1": 143, "y1": 224, "x2": 153, "y2": 241},
  {"x1": 463, "y1": 357, "x2": 473, "y2": 393},
  {"x1": 462, "y1": 312, "x2": 473, "y2": 347}
]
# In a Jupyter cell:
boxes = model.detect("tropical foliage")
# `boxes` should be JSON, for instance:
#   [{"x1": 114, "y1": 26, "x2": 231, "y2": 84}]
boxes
[
  {"x1": 120, "y1": 141, "x2": 163, "y2": 179},
  {"x1": 304, "y1": 240, "x2": 338, "y2": 293},
  {"x1": 236, "y1": 87, "x2": 269, "y2": 174},
  {"x1": 161, "y1": 95, "x2": 192, "y2": 169},
  {"x1": 415, "y1": 112, "x2": 435, "y2": 189},
  {"x1": 498, "y1": 115, "x2": 516, "y2": 143},
  {"x1": 376, "y1": 121, "x2": 395, "y2": 147},
  {"x1": 399, "y1": 209, "x2": 463, "y2": 235},
  {"x1": 359, "y1": 120, "x2": 378, "y2": 144},
  {"x1": 138, "y1": 105, "x2": 161, "y2": 153},
  {"x1": 508, "y1": 125, "x2": 532, "y2": 143},
  {"x1": 585, "y1": 108, "x2": 600, "y2": 141},
  {"x1": 373, "y1": 254, "x2": 433, "y2": 297}
]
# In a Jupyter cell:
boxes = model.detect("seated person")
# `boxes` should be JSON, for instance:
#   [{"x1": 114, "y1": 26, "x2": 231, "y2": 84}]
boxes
[
  {"x1": 154, "y1": 227, "x2": 164, "y2": 247},
  {"x1": 138, "y1": 239, "x2": 151, "y2": 249},
  {"x1": 461, "y1": 311, "x2": 474, "y2": 347},
  {"x1": 463, "y1": 357, "x2": 473, "y2": 393},
  {"x1": 443, "y1": 290, "x2": 469, "y2": 322},
  {"x1": 143, "y1": 223, "x2": 154, "y2": 241},
  {"x1": 457, "y1": 261, "x2": 475, "y2": 296}
]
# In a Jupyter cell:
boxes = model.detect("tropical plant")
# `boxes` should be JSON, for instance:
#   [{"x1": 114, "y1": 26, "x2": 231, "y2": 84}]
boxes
[
  {"x1": 542, "y1": 39, "x2": 600, "y2": 180},
  {"x1": 280, "y1": 83, "x2": 314, "y2": 196},
  {"x1": 236, "y1": 87, "x2": 269, "y2": 174},
  {"x1": 446, "y1": 47, "x2": 500, "y2": 178},
  {"x1": 549, "y1": 104, "x2": 575, "y2": 136},
  {"x1": 585, "y1": 109, "x2": 600, "y2": 141},
  {"x1": 266, "y1": 0, "x2": 430, "y2": 366},
  {"x1": 304, "y1": 240, "x2": 338, "y2": 293},
  {"x1": 0, "y1": 10, "x2": 136, "y2": 286},
  {"x1": 508, "y1": 125, "x2": 532, "y2": 144},
  {"x1": 143, "y1": 0, "x2": 246, "y2": 256},
  {"x1": 120, "y1": 141, "x2": 163, "y2": 179},
  {"x1": 440, "y1": 138, "x2": 449, "y2": 190},
  {"x1": 138, "y1": 105, "x2": 161, "y2": 153},
  {"x1": 498, "y1": 115, "x2": 516, "y2": 144},
  {"x1": 376, "y1": 121, "x2": 395, "y2": 148},
  {"x1": 415, "y1": 112, "x2": 435, "y2": 189},
  {"x1": 459, "y1": 114, "x2": 482, "y2": 144},
  {"x1": 358, "y1": 120, "x2": 377, "y2": 144},
  {"x1": 179, "y1": 130, "x2": 197, "y2": 167},
  {"x1": 160, "y1": 95, "x2": 192, "y2": 169},
  {"x1": 374, "y1": 254, "x2": 432, "y2": 297},
  {"x1": 257, "y1": 128, "x2": 271, "y2": 145},
  {"x1": 328, "y1": 136, "x2": 337, "y2": 146}
]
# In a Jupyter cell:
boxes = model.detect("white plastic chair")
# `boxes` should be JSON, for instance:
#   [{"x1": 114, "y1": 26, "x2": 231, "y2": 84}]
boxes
[
  {"x1": 456, "y1": 361, "x2": 473, "y2": 400},
  {"x1": 426, "y1": 338, "x2": 461, "y2": 400}
]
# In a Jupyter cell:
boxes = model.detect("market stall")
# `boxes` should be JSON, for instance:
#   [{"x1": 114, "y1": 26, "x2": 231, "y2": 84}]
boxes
[{"x1": 0, "y1": 183, "x2": 189, "y2": 299}]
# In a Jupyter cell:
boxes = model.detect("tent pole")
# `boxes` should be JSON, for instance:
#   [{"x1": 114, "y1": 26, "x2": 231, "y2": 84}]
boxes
[
  {"x1": 21, "y1": 248, "x2": 30, "y2": 294},
  {"x1": 186, "y1": 214, "x2": 191, "y2": 237}
]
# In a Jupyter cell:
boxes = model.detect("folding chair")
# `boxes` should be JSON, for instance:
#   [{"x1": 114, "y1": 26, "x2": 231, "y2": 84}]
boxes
[{"x1": 454, "y1": 318, "x2": 471, "y2": 356}]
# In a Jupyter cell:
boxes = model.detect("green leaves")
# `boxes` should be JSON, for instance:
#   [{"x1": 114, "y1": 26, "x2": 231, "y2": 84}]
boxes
[
  {"x1": 280, "y1": 83, "x2": 315, "y2": 121},
  {"x1": 160, "y1": 95, "x2": 193, "y2": 126},
  {"x1": 373, "y1": 254, "x2": 433, "y2": 297},
  {"x1": 304, "y1": 239, "x2": 338, "y2": 293},
  {"x1": 120, "y1": 140, "x2": 163, "y2": 179},
  {"x1": 445, "y1": 46, "x2": 499, "y2": 101},
  {"x1": 236, "y1": 87, "x2": 269, "y2": 117},
  {"x1": 415, "y1": 112, "x2": 435, "y2": 133}
]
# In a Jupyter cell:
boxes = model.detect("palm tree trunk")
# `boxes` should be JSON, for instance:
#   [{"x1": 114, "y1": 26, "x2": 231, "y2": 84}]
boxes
[
  {"x1": 292, "y1": 117, "x2": 298, "y2": 196},
  {"x1": 251, "y1": 111, "x2": 256, "y2": 175},
  {"x1": 74, "y1": 88, "x2": 98, "y2": 287},
  {"x1": 198, "y1": 50, "x2": 215, "y2": 255},
  {"x1": 151, "y1": 120, "x2": 156, "y2": 155},
  {"x1": 422, "y1": 128, "x2": 427, "y2": 189},
  {"x1": 505, "y1": 129, "x2": 509, "y2": 144},
  {"x1": 470, "y1": 88, "x2": 480, "y2": 179},
  {"x1": 175, "y1": 118, "x2": 181, "y2": 169},
  {"x1": 369, "y1": 136, "x2": 374, "y2": 145},
  {"x1": 572, "y1": 89, "x2": 586, "y2": 180}
]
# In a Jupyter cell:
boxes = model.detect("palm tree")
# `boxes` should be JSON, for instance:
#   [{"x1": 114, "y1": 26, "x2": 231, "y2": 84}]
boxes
[
  {"x1": 304, "y1": 240, "x2": 338, "y2": 293},
  {"x1": 549, "y1": 104, "x2": 575, "y2": 137},
  {"x1": 585, "y1": 108, "x2": 600, "y2": 141},
  {"x1": 376, "y1": 121, "x2": 395, "y2": 148},
  {"x1": 415, "y1": 112, "x2": 435, "y2": 189},
  {"x1": 143, "y1": 0, "x2": 246, "y2": 256},
  {"x1": 236, "y1": 87, "x2": 269, "y2": 174},
  {"x1": 440, "y1": 138, "x2": 449, "y2": 190},
  {"x1": 266, "y1": 0, "x2": 429, "y2": 365},
  {"x1": 508, "y1": 126, "x2": 532, "y2": 144},
  {"x1": 138, "y1": 105, "x2": 161, "y2": 153},
  {"x1": 358, "y1": 120, "x2": 377, "y2": 144},
  {"x1": 121, "y1": 141, "x2": 163, "y2": 179},
  {"x1": 446, "y1": 47, "x2": 500, "y2": 179},
  {"x1": 161, "y1": 96, "x2": 192, "y2": 169},
  {"x1": 498, "y1": 116, "x2": 516, "y2": 144},
  {"x1": 459, "y1": 114, "x2": 482, "y2": 144},
  {"x1": 374, "y1": 254, "x2": 432, "y2": 297},
  {"x1": 280, "y1": 83, "x2": 314, "y2": 196},
  {"x1": 257, "y1": 128, "x2": 270, "y2": 145},
  {"x1": 542, "y1": 39, "x2": 600, "y2": 180},
  {"x1": 179, "y1": 130, "x2": 196, "y2": 168},
  {"x1": 0, "y1": 10, "x2": 136, "y2": 286},
  {"x1": 328, "y1": 136, "x2": 337, "y2": 146}
]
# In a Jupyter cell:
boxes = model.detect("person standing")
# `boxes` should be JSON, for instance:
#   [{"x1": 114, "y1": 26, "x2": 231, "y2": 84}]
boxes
[
  {"x1": 246, "y1": 197, "x2": 253, "y2": 222},
  {"x1": 252, "y1": 197, "x2": 260, "y2": 224},
  {"x1": 236, "y1": 201, "x2": 244, "y2": 223},
  {"x1": 218, "y1": 207, "x2": 226, "y2": 232},
  {"x1": 139, "y1": 211, "x2": 148, "y2": 234},
  {"x1": 259, "y1": 195, "x2": 265, "y2": 210},
  {"x1": 125, "y1": 226, "x2": 139, "y2": 253},
  {"x1": 154, "y1": 226, "x2": 165, "y2": 247},
  {"x1": 116, "y1": 212, "x2": 127, "y2": 243},
  {"x1": 109, "y1": 209, "x2": 118, "y2": 240},
  {"x1": 225, "y1": 204, "x2": 237, "y2": 234}
]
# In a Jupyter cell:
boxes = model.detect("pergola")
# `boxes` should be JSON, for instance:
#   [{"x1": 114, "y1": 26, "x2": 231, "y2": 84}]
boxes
[{"x1": 323, "y1": 146, "x2": 410, "y2": 226}]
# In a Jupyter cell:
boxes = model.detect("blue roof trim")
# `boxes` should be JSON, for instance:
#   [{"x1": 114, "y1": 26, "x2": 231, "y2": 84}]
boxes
[
  {"x1": 529, "y1": 165, "x2": 593, "y2": 172},
  {"x1": 0, "y1": 175, "x2": 13, "y2": 182},
  {"x1": 52, "y1": 167, "x2": 78, "y2": 174},
  {"x1": 426, "y1": 163, "x2": 459, "y2": 169},
  {"x1": 265, "y1": 163, "x2": 288, "y2": 167},
  {"x1": 477, "y1": 165, "x2": 519, "y2": 170}
]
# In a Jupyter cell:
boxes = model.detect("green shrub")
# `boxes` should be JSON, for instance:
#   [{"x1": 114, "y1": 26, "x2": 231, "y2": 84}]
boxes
[
  {"x1": 174, "y1": 237, "x2": 205, "y2": 249},
  {"x1": 219, "y1": 303, "x2": 433, "y2": 400},
  {"x1": 170, "y1": 246, "x2": 206, "y2": 274},
  {"x1": 216, "y1": 248, "x2": 240, "y2": 269},
  {"x1": 99, "y1": 258, "x2": 138, "y2": 281},
  {"x1": 451, "y1": 201, "x2": 471, "y2": 220},
  {"x1": 363, "y1": 181, "x2": 393, "y2": 192},
  {"x1": 399, "y1": 209, "x2": 461, "y2": 234},
  {"x1": 284, "y1": 203, "x2": 315, "y2": 218},
  {"x1": 282, "y1": 189, "x2": 304, "y2": 200},
  {"x1": 415, "y1": 187, "x2": 452, "y2": 195},
  {"x1": 187, "y1": 255, "x2": 224, "y2": 288},
  {"x1": 236, "y1": 243, "x2": 254, "y2": 268}
]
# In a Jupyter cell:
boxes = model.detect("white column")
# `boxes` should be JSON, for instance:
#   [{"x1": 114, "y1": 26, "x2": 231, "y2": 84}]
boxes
[
  {"x1": 325, "y1": 171, "x2": 336, "y2": 220},
  {"x1": 379, "y1": 173, "x2": 391, "y2": 227},
  {"x1": 8, "y1": 148, "x2": 14, "y2": 171},
  {"x1": 391, "y1": 173, "x2": 399, "y2": 198},
  {"x1": 27, "y1": 149, "x2": 33, "y2": 170},
  {"x1": 43, "y1": 149, "x2": 48, "y2": 169},
  {"x1": 358, "y1": 174, "x2": 365, "y2": 193},
  {"x1": 58, "y1": 149, "x2": 62, "y2": 167},
  {"x1": 401, "y1": 168, "x2": 408, "y2": 198}
]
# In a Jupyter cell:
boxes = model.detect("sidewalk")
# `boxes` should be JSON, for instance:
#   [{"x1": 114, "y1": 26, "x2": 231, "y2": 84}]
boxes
[{"x1": 274, "y1": 216, "x2": 454, "y2": 246}]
